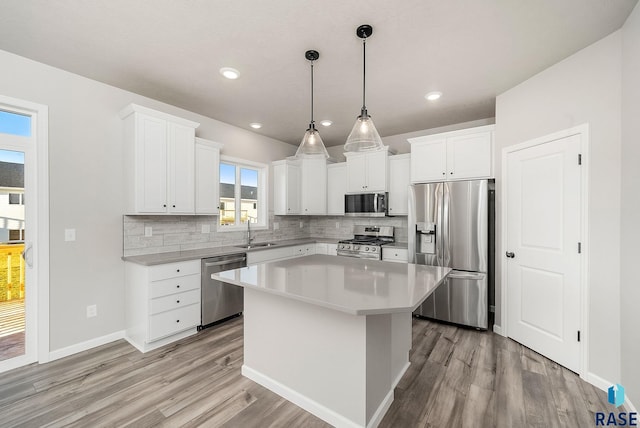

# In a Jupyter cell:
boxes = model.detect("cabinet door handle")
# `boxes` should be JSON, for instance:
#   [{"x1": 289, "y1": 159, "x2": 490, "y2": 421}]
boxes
[
  {"x1": 172, "y1": 204, "x2": 176, "y2": 208},
  {"x1": 450, "y1": 172, "x2": 453, "y2": 175},
  {"x1": 176, "y1": 285, "x2": 180, "y2": 288},
  {"x1": 163, "y1": 204, "x2": 167, "y2": 207},
  {"x1": 176, "y1": 300, "x2": 180, "y2": 304},
  {"x1": 506, "y1": 252, "x2": 515, "y2": 258},
  {"x1": 177, "y1": 269, "x2": 180, "y2": 272},
  {"x1": 176, "y1": 319, "x2": 180, "y2": 323}
]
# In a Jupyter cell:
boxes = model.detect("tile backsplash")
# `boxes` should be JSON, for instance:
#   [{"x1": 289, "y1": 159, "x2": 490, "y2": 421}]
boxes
[{"x1": 123, "y1": 214, "x2": 408, "y2": 256}]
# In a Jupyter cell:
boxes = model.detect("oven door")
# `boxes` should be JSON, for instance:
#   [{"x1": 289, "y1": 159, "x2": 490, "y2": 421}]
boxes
[{"x1": 345, "y1": 193, "x2": 388, "y2": 217}]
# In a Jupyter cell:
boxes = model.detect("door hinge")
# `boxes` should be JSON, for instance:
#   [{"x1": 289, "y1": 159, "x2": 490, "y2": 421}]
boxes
[
  {"x1": 578, "y1": 154, "x2": 582, "y2": 165},
  {"x1": 578, "y1": 242, "x2": 582, "y2": 253},
  {"x1": 578, "y1": 331, "x2": 581, "y2": 342}
]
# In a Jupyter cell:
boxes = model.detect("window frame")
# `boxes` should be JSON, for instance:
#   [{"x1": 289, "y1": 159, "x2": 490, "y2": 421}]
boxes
[{"x1": 217, "y1": 155, "x2": 268, "y2": 232}]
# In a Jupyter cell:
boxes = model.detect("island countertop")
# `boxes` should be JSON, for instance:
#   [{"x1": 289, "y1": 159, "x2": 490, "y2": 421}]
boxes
[{"x1": 213, "y1": 254, "x2": 451, "y2": 316}]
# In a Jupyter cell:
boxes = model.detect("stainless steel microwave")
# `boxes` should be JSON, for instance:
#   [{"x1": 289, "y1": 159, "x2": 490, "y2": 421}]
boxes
[{"x1": 344, "y1": 193, "x2": 388, "y2": 217}]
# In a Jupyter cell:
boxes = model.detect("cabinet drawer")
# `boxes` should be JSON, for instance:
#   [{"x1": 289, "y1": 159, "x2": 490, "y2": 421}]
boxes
[
  {"x1": 149, "y1": 259, "x2": 200, "y2": 281},
  {"x1": 148, "y1": 304, "x2": 200, "y2": 341},
  {"x1": 382, "y1": 248, "x2": 409, "y2": 262},
  {"x1": 150, "y1": 274, "x2": 200, "y2": 298},
  {"x1": 150, "y1": 289, "x2": 200, "y2": 315}
]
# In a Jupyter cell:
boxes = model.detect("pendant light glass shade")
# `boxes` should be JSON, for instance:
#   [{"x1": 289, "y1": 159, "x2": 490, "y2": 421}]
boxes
[
  {"x1": 295, "y1": 50, "x2": 329, "y2": 159},
  {"x1": 344, "y1": 24, "x2": 385, "y2": 153},
  {"x1": 295, "y1": 124, "x2": 328, "y2": 158}
]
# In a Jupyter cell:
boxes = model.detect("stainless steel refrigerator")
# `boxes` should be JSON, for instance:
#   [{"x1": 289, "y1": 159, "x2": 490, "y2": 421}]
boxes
[{"x1": 409, "y1": 179, "x2": 494, "y2": 329}]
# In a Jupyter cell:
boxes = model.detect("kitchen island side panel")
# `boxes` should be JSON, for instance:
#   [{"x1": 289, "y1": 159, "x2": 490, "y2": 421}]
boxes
[{"x1": 242, "y1": 288, "x2": 401, "y2": 428}]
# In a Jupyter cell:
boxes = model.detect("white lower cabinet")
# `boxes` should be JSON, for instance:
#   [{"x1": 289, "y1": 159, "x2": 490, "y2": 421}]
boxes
[
  {"x1": 247, "y1": 242, "x2": 336, "y2": 265},
  {"x1": 125, "y1": 259, "x2": 201, "y2": 352},
  {"x1": 382, "y1": 247, "x2": 409, "y2": 263}
]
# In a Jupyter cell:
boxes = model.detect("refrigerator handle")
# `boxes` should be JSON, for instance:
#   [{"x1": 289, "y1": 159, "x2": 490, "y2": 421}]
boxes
[
  {"x1": 442, "y1": 182, "x2": 451, "y2": 267},
  {"x1": 435, "y1": 183, "x2": 444, "y2": 266}
]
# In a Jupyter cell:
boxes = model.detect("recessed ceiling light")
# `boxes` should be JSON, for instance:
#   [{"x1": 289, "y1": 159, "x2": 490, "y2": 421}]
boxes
[
  {"x1": 320, "y1": 120, "x2": 333, "y2": 127},
  {"x1": 220, "y1": 67, "x2": 240, "y2": 80},
  {"x1": 249, "y1": 122, "x2": 262, "y2": 129},
  {"x1": 425, "y1": 91, "x2": 442, "y2": 101}
]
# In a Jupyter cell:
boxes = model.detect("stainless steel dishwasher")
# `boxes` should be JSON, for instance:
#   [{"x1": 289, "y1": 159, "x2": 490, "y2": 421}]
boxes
[{"x1": 200, "y1": 253, "x2": 246, "y2": 329}]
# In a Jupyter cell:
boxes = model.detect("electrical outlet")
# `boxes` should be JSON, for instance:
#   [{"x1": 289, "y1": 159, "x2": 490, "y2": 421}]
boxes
[
  {"x1": 273, "y1": 222, "x2": 279, "y2": 230},
  {"x1": 86, "y1": 304, "x2": 97, "y2": 318},
  {"x1": 299, "y1": 221, "x2": 304, "y2": 228},
  {"x1": 144, "y1": 226, "x2": 152, "y2": 237},
  {"x1": 201, "y1": 224, "x2": 211, "y2": 234},
  {"x1": 64, "y1": 228, "x2": 76, "y2": 242},
  {"x1": 489, "y1": 305, "x2": 495, "y2": 313},
  {"x1": 335, "y1": 222, "x2": 340, "y2": 229}
]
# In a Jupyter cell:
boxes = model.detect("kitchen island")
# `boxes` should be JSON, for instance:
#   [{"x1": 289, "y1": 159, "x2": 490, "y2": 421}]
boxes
[{"x1": 213, "y1": 254, "x2": 450, "y2": 428}]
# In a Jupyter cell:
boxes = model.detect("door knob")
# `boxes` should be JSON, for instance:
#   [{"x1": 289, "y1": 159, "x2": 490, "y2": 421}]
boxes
[{"x1": 506, "y1": 252, "x2": 515, "y2": 258}]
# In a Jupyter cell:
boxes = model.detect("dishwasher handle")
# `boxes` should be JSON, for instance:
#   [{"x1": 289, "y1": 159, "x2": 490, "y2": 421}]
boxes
[{"x1": 204, "y1": 257, "x2": 246, "y2": 268}]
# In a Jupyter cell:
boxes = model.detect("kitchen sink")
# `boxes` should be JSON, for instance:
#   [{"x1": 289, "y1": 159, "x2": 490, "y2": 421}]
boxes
[{"x1": 236, "y1": 242, "x2": 278, "y2": 249}]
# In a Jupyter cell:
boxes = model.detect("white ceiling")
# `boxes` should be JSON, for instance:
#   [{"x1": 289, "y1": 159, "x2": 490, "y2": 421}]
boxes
[{"x1": 0, "y1": 0, "x2": 637, "y2": 147}]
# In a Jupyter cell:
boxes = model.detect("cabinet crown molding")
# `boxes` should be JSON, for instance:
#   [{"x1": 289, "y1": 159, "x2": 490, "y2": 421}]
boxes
[
  {"x1": 407, "y1": 124, "x2": 494, "y2": 145},
  {"x1": 119, "y1": 103, "x2": 200, "y2": 129}
]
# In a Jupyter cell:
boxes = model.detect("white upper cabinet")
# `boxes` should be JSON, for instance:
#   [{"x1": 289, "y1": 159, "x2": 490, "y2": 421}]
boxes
[
  {"x1": 345, "y1": 149, "x2": 389, "y2": 193},
  {"x1": 408, "y1": 125, "x2": 494, "y2": 183},
  {"x1": 327, "y1": 163, "x2": 347, "y2": 215},
  {"x1": 301, "y1": 158, "x2": 328, "y2": 215},
  {"x1": 388, "y1": 154, "x2": 411, "y2": 215},
  {"x1": 273, "y1": 157, "x2": 329, "y2": 215},
  {"x1": 195, "y1": 137, "x2": 224, "y2": 215},
  {"x1": 273, "y1": 159, "x2": 301, "y2": 215},
  {"x1": 121, "y1": 104, "x2": 200, "y2": 214}
]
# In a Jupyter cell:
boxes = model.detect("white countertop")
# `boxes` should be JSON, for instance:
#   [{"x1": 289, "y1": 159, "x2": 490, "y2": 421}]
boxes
[{"x1": 212, "y1": 254, "x2": 450, "y2": 316}]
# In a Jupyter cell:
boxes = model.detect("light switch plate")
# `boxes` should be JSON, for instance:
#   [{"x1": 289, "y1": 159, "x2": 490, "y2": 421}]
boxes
[
  {"x1": 144, "y1": 226, "x2": 152, "y2": 237},
  {"x1": 201, "y1": 224, "x2": 211, "y2": 234},
  {"x1": 64, "y1": 229, "x2": 76, "y2": 242},
  {"x1": 273, "y1": 222, "x2": 279, "y2": 230},
  {"x1": 299, "y1": 221, "x2": 304, "y2": 228},
  {"x1": 86, "y1": 304, "x2": 97, "y2": 318}
]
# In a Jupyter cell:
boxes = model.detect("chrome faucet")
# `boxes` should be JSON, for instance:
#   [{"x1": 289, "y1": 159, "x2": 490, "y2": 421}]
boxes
[{"x1": 246, "y1": 217, "x2": 254, "y2": 246}]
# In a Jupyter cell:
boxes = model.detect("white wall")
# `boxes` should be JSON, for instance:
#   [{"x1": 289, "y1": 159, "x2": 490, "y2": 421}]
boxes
[
  {"x1": 621, "y1": 2, "x2": 640, "y2": 408},
  {"x1": 495, "y1": 32, "x2": 622, "y2": 384},
  {"x1": 0, "y1": 49, "x2": 295, "y2": 352}
]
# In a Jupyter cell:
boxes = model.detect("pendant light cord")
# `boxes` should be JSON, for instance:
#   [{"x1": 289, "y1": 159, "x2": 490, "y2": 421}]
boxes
[
  {"x1": 362, "y1": 38, "x2": 367, "y2": 114},
  {"x1": 310, "y1": 60, "x2": 314, "y2": 127}
]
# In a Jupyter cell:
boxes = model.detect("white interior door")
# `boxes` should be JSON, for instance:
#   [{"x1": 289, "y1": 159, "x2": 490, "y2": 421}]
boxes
[{"x1": 505, "y1": 133, "x2": 582, "y2": 373}]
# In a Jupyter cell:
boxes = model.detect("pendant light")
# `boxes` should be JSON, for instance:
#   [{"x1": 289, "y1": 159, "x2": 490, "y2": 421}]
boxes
[
  {"x1": 295, "y1": 50, "x2": 329, "y2": 158},
  {"x1": 344, "y1": 24, "x2": 384, "y2": 153}
]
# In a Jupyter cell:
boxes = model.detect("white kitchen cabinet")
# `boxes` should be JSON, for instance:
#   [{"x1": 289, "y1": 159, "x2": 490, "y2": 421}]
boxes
[
  {"x1": 121, "y1": 104, "x2": 200, "y2": 214},
  {"x1": 327, "y1": 163, "x2": 347, "y2": 215},
  {"x1": 408, "y1": 125, "x2": 494, "y2": 183},
  {"x1": 301, "y1": 158, "x2": 327, "y2": 215},
  {"x1": 125, "y1": 259, "x2": 201, "y2": 353},
  {"x1": 195, "y1": 138, "x2": 224, "y2": 215},
  {"x1": 388, "y1": 154, "x2": 411, "y2": 215},
  {"x1": 382, "y1": 247, "x2": 409, "y2": 263},
  {"x1": 273, "y1": 159, "x2": 301, "y2": 215},
  {"x1": 345, "y1": 149, "x2": 389, "y2": 193},
  {"x1": 274, "y1": 157, "x2": 329, "y2": 215},
  {"x1": 247, "y1": 243, "x2": 316, "y2": 265}
]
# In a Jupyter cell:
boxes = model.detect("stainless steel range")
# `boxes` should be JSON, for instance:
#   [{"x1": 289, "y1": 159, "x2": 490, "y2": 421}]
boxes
[{"x1": 337, "y1": 225, "x2": 394, "y2": 260}]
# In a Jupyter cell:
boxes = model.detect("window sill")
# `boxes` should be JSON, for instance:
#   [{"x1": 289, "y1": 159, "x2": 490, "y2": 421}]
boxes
[{"x1": 217, "y1": 224, "x2": 269, "y2": 233}]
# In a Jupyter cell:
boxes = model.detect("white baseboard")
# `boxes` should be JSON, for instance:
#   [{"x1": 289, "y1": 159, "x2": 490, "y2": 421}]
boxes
[
  {"x1": 493, "y1": 324, "x2": 504, "y2": 336},
  {"x1": 625, "y1": 393, "x2": 638, "y2": 413},
  {"x1": 583, "y1": 371, "x2": 613, "y2": 393},
  {"x1": 243, "y1": 364, "x2": 393, "y2": 428},
  {"x1": 48, "y1": 330, "x2": 125, "y2": 362},
  {"x1": 392, "y1": 362, "x2": 410, "y2": 389}
]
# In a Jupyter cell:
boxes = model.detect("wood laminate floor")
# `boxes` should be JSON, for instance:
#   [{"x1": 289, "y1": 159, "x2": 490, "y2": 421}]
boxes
[{"x1": 0, "y1": 317, "x2": 616, "y2": 427}]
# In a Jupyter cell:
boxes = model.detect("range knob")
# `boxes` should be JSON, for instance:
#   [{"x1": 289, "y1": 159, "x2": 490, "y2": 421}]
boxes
[
  {"x1": 354, "y1": 245, "x2": 360, "y2": 250},
  {"x1": 364, "y1": 246, "x2": 369, "y2": 252},
  {"x1": 370, "y1": 247, "x2": 377, "y2": 253}
]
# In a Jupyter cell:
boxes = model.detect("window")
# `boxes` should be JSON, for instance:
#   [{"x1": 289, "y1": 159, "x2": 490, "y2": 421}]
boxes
[
  {"x1": 218, "y1": 156, "x2": 268, "y2": 230},
  {"x1": 0, "y1": 110, "x2": 31, "y2": 137}
]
